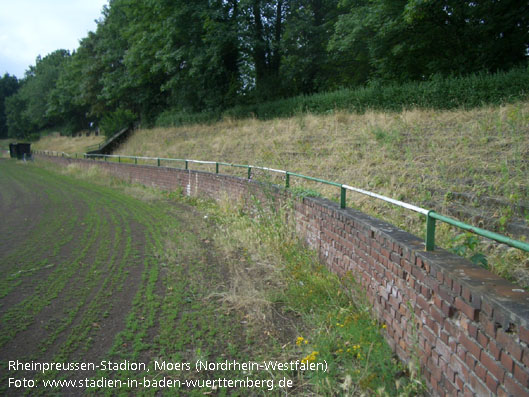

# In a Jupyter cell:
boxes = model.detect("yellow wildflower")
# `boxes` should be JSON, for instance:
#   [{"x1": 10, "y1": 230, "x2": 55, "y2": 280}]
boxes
[{"x1": 301, "y1": 351, "x2": 319, "y2": 364}]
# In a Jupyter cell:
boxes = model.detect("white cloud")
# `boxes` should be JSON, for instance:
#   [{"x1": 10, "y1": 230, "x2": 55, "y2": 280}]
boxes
[{"x1": 0, "y1": 0, "x2": 108, "y2": 78}]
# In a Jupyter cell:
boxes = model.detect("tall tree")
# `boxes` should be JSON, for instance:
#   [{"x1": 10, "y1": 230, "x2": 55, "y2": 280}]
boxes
[
  {"x1": 238, "y1": 0, "x2": 287, "y2": 100},
  {"x1": 282, "y1": 0, "x2": 341, "y2": 93},
  {"x1": 330, "y1": 0, "x2": 529, "y2": 83},
  {"x1": 0, "y1": 74, "x2": 19, "y2": 138},
  {"x1": 6, "y1": 50, "x2": 70, "y2": 139}
]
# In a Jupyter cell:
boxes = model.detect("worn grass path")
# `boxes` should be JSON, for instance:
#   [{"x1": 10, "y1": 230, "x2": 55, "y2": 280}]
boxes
[{"x1": 0, "y1": 160, "x2": 286, "y2": 396}]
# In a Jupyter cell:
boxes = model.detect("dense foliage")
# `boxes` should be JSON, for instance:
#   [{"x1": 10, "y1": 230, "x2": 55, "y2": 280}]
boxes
[
  {"x1": 0, "y1": 74, "x2": 19, "y2": 138},
  {"x1": 2, "y1": 0, "x2": 529, "y2": 138}
]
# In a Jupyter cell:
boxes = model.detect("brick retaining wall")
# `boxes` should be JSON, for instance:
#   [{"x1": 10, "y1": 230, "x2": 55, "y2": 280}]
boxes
[{"x1": 38, "y1": 155, "x2": 529, "y2": 396}]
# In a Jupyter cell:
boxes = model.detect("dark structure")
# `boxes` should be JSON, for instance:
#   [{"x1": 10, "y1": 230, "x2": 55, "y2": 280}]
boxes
[
  {"x1": 85, "y1": 128, "x2": 131, "y2": 156},
  {"x1": 9, "y1": 143, "x2": 31, "y2": 160}
]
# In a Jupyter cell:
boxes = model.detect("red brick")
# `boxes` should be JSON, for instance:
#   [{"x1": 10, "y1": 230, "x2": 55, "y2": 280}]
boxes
[
  {"x1": 460, "y1": 333, "x2": 482, "y2": 361},
  {"x1": 486, "y1": 372, "x2": 499, "y2": 393},
  {"x1": 489, "y1": 338, "x2": 502, "y2": 360},
  {"x1": 455, "y1": 374, "x2": 465, "y2": 391},
  {"x1": 446, "y1": 365, "x2": 457, "y2": 385},
  {"x1": 433, "y1": 294, "x2": 442, "y2": 309},
  {"x1": 477, "y1": 330, "x2": 489, "y2": 349},
  {"x1": 443, "y1": 321, "x2": 460, "y2": 337},
  {"x1": 444, "y1": 375, "x2": 457, "y2": 395},
  {"x1": 469, "y1": 373, "x2": 493, "y2": 397},
  {"x1": 438, "y1": 284, "x2": 454, "y2": 304},
  {"x1": 467, "y1": 322, "x2": 478, "y2": 339},
  {"x1": 457, "y1": 342, "x2": 467, "y2": 362},
  {"x1": 432, "y1": 349, "x2": 440, "y2": 365},
  {"x1": 514, "y1": 362, "x2": 529, "y2": 387},
  {"x1": 520, "y1": 326, "x2": 529, "y2": 345},
  {"x1": 497, "y1": 329, "x2": 523, "y2": 362},
  {"x1": 440, "y1": 330, "x2": 449, "y2": 344},
  {"x1": 479, "y1": 316, "x2": 497, "y2": 339},
  {"x1": 436, "y1": 338, "x2": 452, "y2": 360},
  {"x1": 505, "y1": 375, "x2": 529, "y2": 397},
  {"x1": 421, "y1": 285, "x2": 432, "y2": 300},
  {"x1": 501, "y1": 351, "x2": 515, "y2": 372},
  {"x1": 428, "y1": 357, "x2": 443, "y2": 381},
  {"x1": 455, "y1": 297, "x2": 479, "y2": 321},
  {"x1": 474, "y1": 361, "x2": 487, "y2": 382},
  {"x1": 523, "y1": 348, "x2": 529, "y2": 368},
  {"x1": 450, "y1": 352, "x2": 467, "y2": 374},
  {"x1": 438, "y1": 299, "x2": 454, "y2": 317},
  {"x1": 430, "y1": 305, "x2": 445, "y2": 327},
  {"x1": 463, "y1": 385, "x2": 473, "y2": 397},
  {"x1": 480, "y1": 350, "x2": 506, "y2": 383},
  {"x1": 465, "y1": 351, "x2": 477, "y2": 370}
]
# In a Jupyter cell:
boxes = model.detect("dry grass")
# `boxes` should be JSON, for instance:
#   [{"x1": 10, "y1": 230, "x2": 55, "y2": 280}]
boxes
[
  {"x1": 116, "y1": 102, "x2": 529, "y2": 205},
  {"x1": 206, "y1": 195, "x2": 288, "y2": 324},
  {"x1": 33, "y1": 132, "x2": 104, "y2": 154},
  {"x1": 115, "y1": 102, "x2": 529, "y2": 286},
  {"x1": 39, "y1": 102, "x2": 529, "y2": 286}
]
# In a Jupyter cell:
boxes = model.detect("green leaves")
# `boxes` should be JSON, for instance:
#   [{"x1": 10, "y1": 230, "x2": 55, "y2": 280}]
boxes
[
  {"x1": 100, "y1": 109, "x2": 136, "y2": 138},
  {"x1": 5, "y1": 0, "x2": 529, "y2": 137},
  {"x1": 5, "y1": 50, "x2": 70, "y2": 139},
  {"x1": 450, "y1": 233, "x2": 488, "y2": 268},
  {"x1": 0, "y1": 74, "x2": 19, "y2": 138}
]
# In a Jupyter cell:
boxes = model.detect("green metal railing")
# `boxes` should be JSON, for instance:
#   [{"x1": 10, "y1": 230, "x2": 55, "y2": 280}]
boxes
[
  {"x1": 85, "y1": 127, "x2": 129, "y2": 152},
  {"x1": 34, "y1": 150, "x2": 529, "y2": 255}
]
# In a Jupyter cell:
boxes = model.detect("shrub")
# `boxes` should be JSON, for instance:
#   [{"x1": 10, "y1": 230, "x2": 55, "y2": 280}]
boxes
[
  {"x1": 156, "y1": 65, "x2": 529, "y2": 127},
  {"x1": 100, "y1": 109, "x2": 136, "y2": 138}
]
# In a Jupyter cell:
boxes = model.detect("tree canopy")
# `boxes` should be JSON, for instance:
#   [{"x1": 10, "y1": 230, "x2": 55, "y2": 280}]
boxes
[{"x1": 1, "y1": 0, "x2": 528, "y2": 138}]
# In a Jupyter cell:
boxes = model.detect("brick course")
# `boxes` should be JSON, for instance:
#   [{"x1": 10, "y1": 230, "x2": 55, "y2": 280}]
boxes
[{"x1": 37, "y1": 154, "x2": 529, "y2": 396}]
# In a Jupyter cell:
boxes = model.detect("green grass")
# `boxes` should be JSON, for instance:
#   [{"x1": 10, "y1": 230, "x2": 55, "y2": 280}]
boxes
[
  {"x1": 0, "y1": 159, "x2": 424, "y2": 395},
  {"x1": 176, "y1": 190, "x2": 426, "y2": 395}
]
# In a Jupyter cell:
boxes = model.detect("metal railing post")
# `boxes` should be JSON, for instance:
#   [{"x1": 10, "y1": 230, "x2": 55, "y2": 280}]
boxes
[
  {"x1": 185, "y1": 160, "x2": 188, "y2": 170},
  {"x1": 216, "y1": 162, "x2": 219, "y2": 174},
  {"x1": 285, "y1": 172, "x2": 290, "y2": 188},
  {"x1": 157, "y1": 158, "x2": 160, "y2": 167},
  {"x1": 426, "y1": 211, "x2": 436, "y2": 251},
  {"x1": 248, "y1": 166, "x2": 252, "y2": 180},
  {"x1": 340, "y1": 186, "x2": 346, "y2": 209}
]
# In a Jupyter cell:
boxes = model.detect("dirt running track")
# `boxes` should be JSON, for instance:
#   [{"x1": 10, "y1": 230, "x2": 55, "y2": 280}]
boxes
[{"x1": 0, "y1": 160, "x2": 259, "y2": 396}]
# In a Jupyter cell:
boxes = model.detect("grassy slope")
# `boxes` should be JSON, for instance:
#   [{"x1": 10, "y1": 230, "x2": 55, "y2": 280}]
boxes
[
  {"x1": 32, "y1": 133, "x2": 104, "y2": 154},
  {"x1": 34, "y1": 101, "x2": 529, "y2": 286},
  {"x1": 118, "y1": 102, "x2": 529, "y2": 286}
]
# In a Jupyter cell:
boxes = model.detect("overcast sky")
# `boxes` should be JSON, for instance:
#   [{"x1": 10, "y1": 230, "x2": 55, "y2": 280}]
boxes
[{"x1": 0, "y1": 0, "x2": 108, "y2": 78}]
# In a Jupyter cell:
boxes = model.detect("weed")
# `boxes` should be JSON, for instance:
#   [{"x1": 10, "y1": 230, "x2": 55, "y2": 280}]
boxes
[
  {"x1": 289, "y1": 186, "x2": 323, "y2": 198},
  {"x1": 449, "y1": 233, "x2": 488, "y2": 268},
  {"x1": 183, "y1": 193, "x2": 424, "y2": 395}
]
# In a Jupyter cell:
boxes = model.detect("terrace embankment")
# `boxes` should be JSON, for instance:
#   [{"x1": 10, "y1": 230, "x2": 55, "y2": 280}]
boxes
[{"x1": 36, "y1": 153, "x2": 529, "y2": 397}]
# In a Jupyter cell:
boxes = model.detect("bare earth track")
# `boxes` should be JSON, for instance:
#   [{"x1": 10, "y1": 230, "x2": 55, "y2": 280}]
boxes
[{"x1": 0, "y1": 160, "x2": 300, "y2": 396}]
